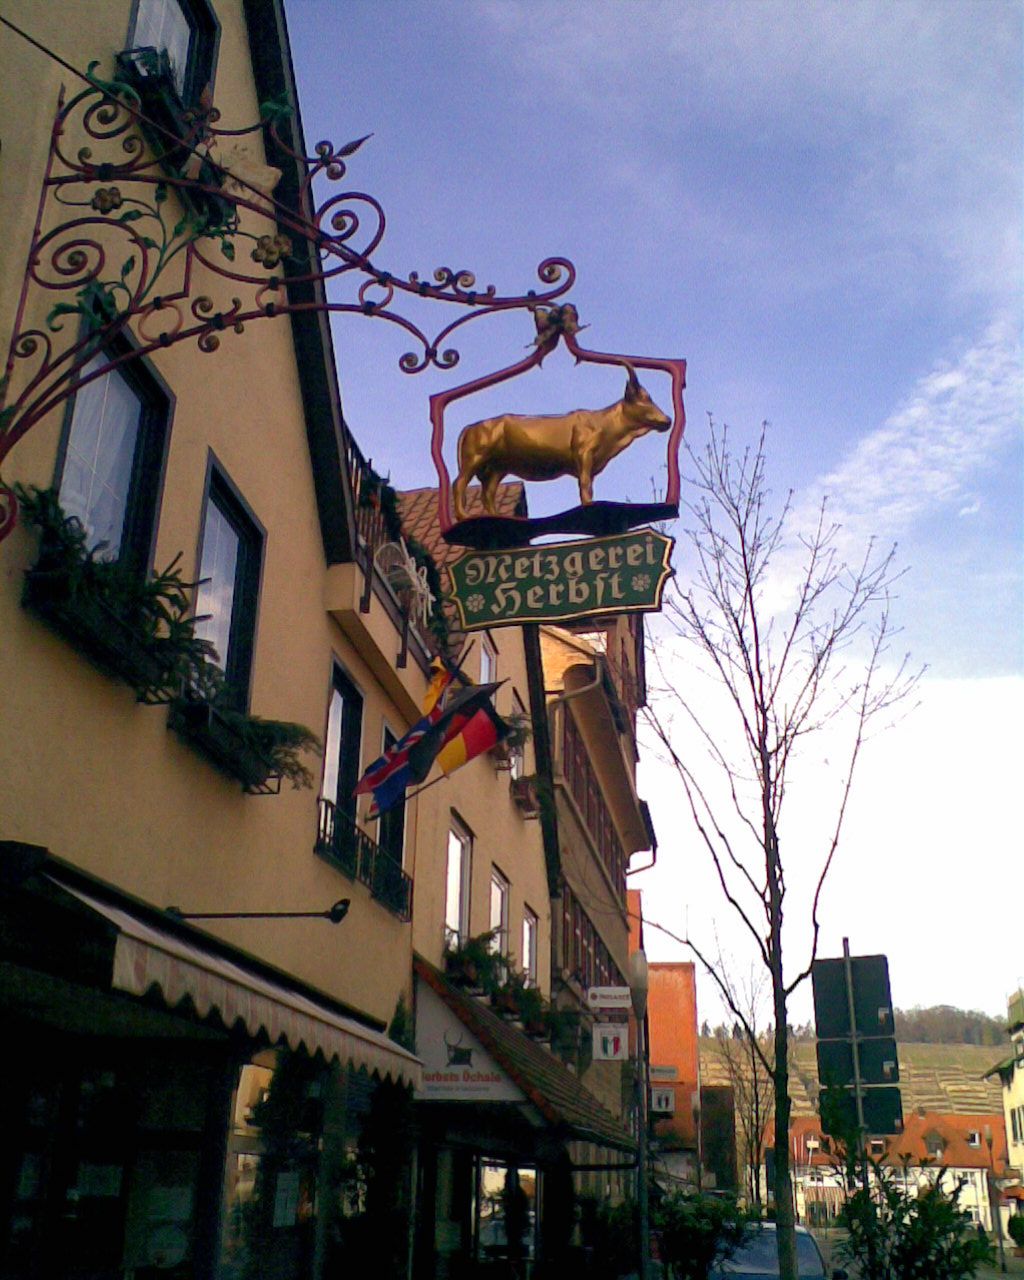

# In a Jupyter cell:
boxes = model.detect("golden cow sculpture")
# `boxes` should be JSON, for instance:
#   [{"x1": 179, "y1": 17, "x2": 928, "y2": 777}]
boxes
[{"x1": 452, "y1": 365, "x2": 672, "y2": 519}]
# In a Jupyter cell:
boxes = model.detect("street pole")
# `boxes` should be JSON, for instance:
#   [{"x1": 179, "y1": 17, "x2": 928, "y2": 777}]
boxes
[
  {"x1": 985, "y1": 1125, "x2": 1007, "y2": 1273},
  {"x1": 631, "y1": 950, "x2": 650, "y2": 1280},
  {"x1": 842, "y1": 938, "x2": 869, "y2": 1196}
]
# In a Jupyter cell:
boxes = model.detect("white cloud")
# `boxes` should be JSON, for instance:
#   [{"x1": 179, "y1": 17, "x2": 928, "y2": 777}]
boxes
[{"x1": 788, "y1": 315, "x2": 1021, "y2": 551}]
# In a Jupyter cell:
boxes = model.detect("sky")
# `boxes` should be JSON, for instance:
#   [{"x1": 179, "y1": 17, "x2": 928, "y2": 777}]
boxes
[{"x1": 287, "y1": 1, "x2": 1023, "y2": 1023}]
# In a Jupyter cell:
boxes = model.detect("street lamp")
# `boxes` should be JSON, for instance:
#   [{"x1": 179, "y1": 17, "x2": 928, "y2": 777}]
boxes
[
  {"x1": 984, "y1": 1123, "x2": 1008, "y2": 1273},
  {"x1": 630, "y1": 950, "x2": 651, "y2": 1280}
]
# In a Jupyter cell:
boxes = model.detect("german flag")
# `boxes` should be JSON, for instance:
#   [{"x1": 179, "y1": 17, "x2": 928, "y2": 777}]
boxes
[{"x1": 435, "y1": 703, "x2": 509, "y2": 775}]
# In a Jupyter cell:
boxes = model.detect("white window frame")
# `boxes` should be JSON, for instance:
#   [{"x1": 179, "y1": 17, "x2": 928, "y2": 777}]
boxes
[
  {"x1": 445, "y1": 817, "x2": 472, "y2": 945},
  {"x1": 489, "y1": 866, "x2": 509, "y2": 958},
  {"x1": 480, "y1": 635, "x2": 497, "y2": 685},
  {"x1": 522, "y1": 905, "x2": 538, "y2": 985}
]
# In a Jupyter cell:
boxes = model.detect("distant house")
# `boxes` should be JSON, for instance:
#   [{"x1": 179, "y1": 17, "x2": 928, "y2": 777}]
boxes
[
  {"x1": 984, "y1": 988, "x2": 1024, "y2": 1221},
  {"x1": 883, "y1": 1110, "x2": 1010, "y2": 1234}
]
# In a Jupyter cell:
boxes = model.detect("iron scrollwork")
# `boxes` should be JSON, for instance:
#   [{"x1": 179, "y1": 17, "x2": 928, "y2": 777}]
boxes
[{"x1": 0, "y1": 60, "x2": 576, "y2": 541}]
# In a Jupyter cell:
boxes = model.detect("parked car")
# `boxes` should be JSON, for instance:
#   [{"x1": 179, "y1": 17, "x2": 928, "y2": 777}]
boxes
[{"x1": 711, "y1": 1222, "x2": 848, "y2": 1278}]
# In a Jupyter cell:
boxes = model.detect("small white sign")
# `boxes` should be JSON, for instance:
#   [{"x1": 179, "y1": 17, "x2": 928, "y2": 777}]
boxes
[
  {"x1": 586, "y1": 986, "x2": 633, "y2": 1011},
  {"x1": 593, "y1": 1023, "x2": 629, "y2": 1061},
  {"x1": 650, "y1": 1065, "x2": 678, "y2": 1082},
  {"x1": 651, "y1": 1086, "x2": 676, "y2": 1115}
]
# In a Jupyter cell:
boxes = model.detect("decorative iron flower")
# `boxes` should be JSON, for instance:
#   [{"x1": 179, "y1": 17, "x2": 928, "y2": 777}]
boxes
[
  {"x1": 91, "y1": 187, "x2": 123, "y2": 213},
  {"x1": 251, "y1": 233, "x2": 293, "y2": 267}
]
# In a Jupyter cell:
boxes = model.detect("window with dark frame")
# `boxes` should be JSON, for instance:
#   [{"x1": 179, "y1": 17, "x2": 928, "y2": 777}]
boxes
[
  {"x1": 192, "y1": 468, "x2": 263, "y2": 710},
  {"x1": 127, "y1": 0, "x2": 218, "y2": 104},
  {"x1": 56, "y1": 353, "x2": 168, "y2": 573},
  {"x1": 321, "y1": 667, "x2": 364, "y2": 823}
]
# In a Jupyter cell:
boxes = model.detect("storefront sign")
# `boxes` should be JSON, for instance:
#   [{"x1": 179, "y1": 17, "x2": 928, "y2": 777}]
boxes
[
  {"x1": 592, "y1": 1023, "x2": 630, "y2": 1061},
  {"x1": 651, "y1": 1086, "x2": 676, "y2": 1115},
  {"x1": 415, "y1": 981, "x2": 525, "y2": 1103},
  {"x1": 586, "y1": 986, "x2": 633, "y2": 1012},
  {"x1": 448, "y1": 529, "x2": 674, "y2": 631},
  {"x1": 650, "y1": 1065, "x2": 678, "y2": 1082}
]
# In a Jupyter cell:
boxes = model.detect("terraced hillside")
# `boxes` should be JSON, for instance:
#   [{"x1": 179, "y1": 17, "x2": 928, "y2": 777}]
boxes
[{"x1": 699, "y1": 1038, "x2": 1005, "y2": 1117}]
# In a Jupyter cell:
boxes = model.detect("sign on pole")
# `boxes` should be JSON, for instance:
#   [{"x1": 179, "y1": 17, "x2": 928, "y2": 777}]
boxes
[
  {"x1": 586, "y1": 986, "x2": 633, "y2": 1012},
  {"x1": 812, "y1": 945, "x2": 903, "y2": 1136},
  {"x1": 650, "y1": 1065, "x2": 679, "y2": 1082},
  {"x1": 650, "y1": 1086, "x2": 676, "y2": 1115},
  {"x1": 448, "y1": 529, "x2": 674, "y2": 631},
  {"x1": 592, "y1": 1024, "x2": 629, "y2": 1061}
]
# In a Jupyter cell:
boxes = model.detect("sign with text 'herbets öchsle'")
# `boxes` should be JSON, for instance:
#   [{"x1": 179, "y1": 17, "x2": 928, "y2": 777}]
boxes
[{"x1": 447, "y1": 528, "x2": 674, "y2": 631}]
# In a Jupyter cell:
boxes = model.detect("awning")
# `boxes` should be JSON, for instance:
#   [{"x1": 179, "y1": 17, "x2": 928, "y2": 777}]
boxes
[
  {"x1": 414, "y1": 956, "x2": 635, "y2": 1152},
  {"x1": 60, "y1": 882, "x2": 420, "y2": 1088}
]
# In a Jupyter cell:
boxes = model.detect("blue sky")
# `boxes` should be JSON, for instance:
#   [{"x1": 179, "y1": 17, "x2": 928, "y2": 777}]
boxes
[{"x1": 288, "y1": 1, "x2": 1022, "y2": 1017}]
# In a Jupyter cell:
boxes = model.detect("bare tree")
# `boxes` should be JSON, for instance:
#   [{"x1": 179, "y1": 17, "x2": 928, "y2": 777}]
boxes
[
  {"x1": 710, "y1": 968, "x2": 775, "y2": 1214},
  {"x1": 643, "y1": 420, "x2": 918, "y2": 1280}
]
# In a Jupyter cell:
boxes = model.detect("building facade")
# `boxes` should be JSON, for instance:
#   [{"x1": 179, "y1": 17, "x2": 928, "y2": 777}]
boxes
[{"x1": 0, "y1": 4, "x2": 425, "y2": 1276}]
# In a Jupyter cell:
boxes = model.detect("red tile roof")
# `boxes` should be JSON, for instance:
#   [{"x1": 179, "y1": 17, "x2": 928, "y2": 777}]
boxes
[
  {"x1": 768, "y1": 1111, "x2": 1009, "y2": 1173},
  {"x1": 397, "y1": 484, "x2": 526, "y2": 570}
]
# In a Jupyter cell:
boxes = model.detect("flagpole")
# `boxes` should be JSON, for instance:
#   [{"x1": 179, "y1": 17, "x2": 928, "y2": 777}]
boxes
[{"x1": 363, "y1": 769, "x2": 450, "y2": 821}]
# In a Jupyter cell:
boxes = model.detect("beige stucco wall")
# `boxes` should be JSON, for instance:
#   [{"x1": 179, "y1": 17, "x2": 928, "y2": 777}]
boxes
[
  {"x1": 0, "y1": 1, "x2": 419, "y2": 1028},
  {"x1": 411, "y1": 627, "x2": 553, "y2": 997}
]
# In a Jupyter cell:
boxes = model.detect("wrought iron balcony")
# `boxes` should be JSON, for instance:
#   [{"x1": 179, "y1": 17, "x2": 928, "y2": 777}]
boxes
[
  {"x1": 315, "y1": 798, "x2": 412, "y2": 922},
  {"x1": 342, "y1": 432, "x2": 436, "y2": 672}
]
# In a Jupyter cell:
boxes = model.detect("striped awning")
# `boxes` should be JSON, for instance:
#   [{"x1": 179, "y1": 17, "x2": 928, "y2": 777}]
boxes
[{"x1": 61, "y1": 883, "x2": 420, "y2": 1088}]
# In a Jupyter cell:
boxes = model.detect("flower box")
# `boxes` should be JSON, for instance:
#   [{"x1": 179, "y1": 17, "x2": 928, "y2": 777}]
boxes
[
  {"x1": 510, "y1": 775, "x2": 541, "y2": 818},
  {"x1": 168, "y1": 697, "x2": 280, "y2": 794},
  {"x1": 23, "y1": 568, "x2": 173, "y2": 702}
]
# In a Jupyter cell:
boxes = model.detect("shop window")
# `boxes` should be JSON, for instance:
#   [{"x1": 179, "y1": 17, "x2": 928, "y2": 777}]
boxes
[
  {"x1": 475, "y1": 1160, "x2": 537, "y2": 1268},
  {"x1": 489, "y1": 867, "x2": 509, "y2": 957},
  {"x1": 221, "y1": 1050, "x2": 414, "y2": 1279},
  {"x1": 522, "y1": 906, "x2": 538, "y2": 984},
  {"x1": 127, "y1": 0, "x2": 218, "y2": 103},
  {"x1": 193, "y1": 464, "x2": 264, "y2": 710},
  {"x1": 56, "y1": 353, "x2": 168, "y2": 572},
  {"x1": 445, "y1": 817, "x2": 472, "y2": 944}
]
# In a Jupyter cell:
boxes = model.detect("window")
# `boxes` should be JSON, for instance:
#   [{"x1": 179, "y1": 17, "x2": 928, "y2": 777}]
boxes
[
  {"x1": 445, "y1": 818, "x2": 472, "y2": 944},
  {"x1": 510, "y1": 692, "x2": 526, "y2": 781},
  {"x1": 378, "y1": 726, "x2": 406, "y2": 866},
  {"x1": 489, "y1": 868, "x2": 509, "y2": 957},
  {"x1": 57, "y1": 354, "x2": 167, "y2": 571},
  {"x1": 480, "y1": 636, "x2": 497, "y2": 685},
  {"x1": 320, "y1": 667, "x2": 364, "y2": 824},
  {"x1": 128, "y1": 0, "x2": 218, "y2": 102},
  {"x1": 522, "y1": 906, "x2": 538, "y2": 985},
  {"x1": 193, "y1": 467, "x2": 263, "y2": 709},
  {"x1": 868, "y1": 1139, "x2": 885, "y2": 1156},
  {"x1": 967, "y1": 1131, "x2": 981, "y2": 1148}
]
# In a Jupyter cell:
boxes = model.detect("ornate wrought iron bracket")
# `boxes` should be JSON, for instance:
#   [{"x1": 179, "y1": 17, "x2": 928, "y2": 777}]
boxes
[{"x1": 0, "y1": 61, "x2": 577, "y2": 541}]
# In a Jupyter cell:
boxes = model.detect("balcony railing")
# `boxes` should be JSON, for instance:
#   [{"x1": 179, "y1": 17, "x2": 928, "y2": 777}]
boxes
[
  {"x1": 342, "y1": 431, "x2": 434, "y2": 672},
  {"x1": 316, "y1": 798, "x2": 413, "y2": 922}
]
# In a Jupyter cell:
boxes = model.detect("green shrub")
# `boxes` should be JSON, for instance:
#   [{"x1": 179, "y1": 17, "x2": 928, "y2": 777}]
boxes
[{"x1": 654, "y1": 1192, "x2": 749, "y2": 1280}]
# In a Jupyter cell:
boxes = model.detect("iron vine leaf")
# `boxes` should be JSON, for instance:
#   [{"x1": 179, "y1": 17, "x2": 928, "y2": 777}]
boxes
[{"x1": 337, "y1": 134, "x2": 372, "y2": 158}]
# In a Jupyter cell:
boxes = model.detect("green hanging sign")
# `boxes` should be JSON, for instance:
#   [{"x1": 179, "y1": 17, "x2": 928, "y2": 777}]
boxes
[{"x1": 447, "y1": 528, "x2": 674, "y2": 631}]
